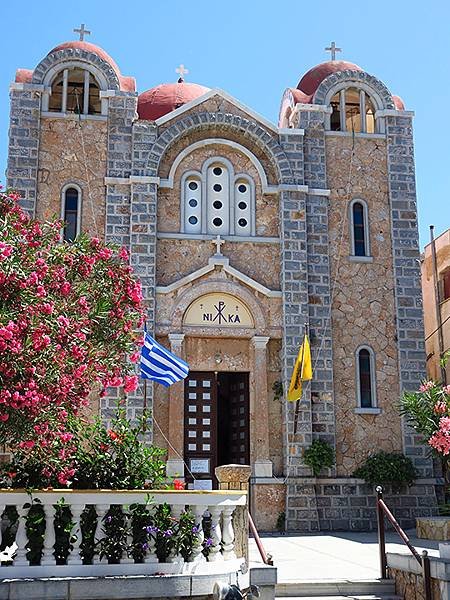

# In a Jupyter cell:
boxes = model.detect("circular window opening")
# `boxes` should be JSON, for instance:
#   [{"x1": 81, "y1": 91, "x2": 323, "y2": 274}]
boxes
[
  {"x1": 213, "y1": 200, "x2": 223, "y2": 210},
  {"x1": 238, "y1": 201, "x2": 247, "y2": 210},
  {"x1": 188, "y1": 216, "x2": 198, "y2": 225},
  {"x1": 238, "y1": 184, "x2": 247, "y2": 193},
  {"x1": 238, "y1": 218, "x2": 248, "y2": 228},
  {"x1": 189, "y1": 199, "x2": 198, "y2": 207},
  {"x1": 213, "y1": 167, "x2": 223, "y2": 176},
  {"x1": 213, "y1": 183, "x2": 222, "y2": 192},
  {"x1": 212, "y1": 217, "x2": 223, "y2": 227},
  {"x1": 188, "y1": 181, "x2": 198, "y2": 190}
]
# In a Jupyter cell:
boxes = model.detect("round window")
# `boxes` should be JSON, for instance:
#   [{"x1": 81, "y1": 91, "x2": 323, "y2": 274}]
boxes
[
  {"x1": 238, "y1": 201, "x2": 247, "y2": 210},
  {"x1": 188, "y1": 216, "x2": 198, "y2": 225},
  {"x1": 212, "y1": 217, "x2": 223, "y2": 227},
  {"x1": 213, "y1": 183, "x2": 222, "y2": 192},
  {"x1": 238, "y1": 184, "x2": 247, "y2": 193},
  {"x1": 188, "y1": 181, "x2": 198, "y2": 190},
  {"x1": 189, "y1": 199, "x2": 198, "y2": 207},
  {"x1": 238, "y1": 218, "x2": 248, "y2": 228},
  {"x1": 213, "y1": 167, "x2": 223, "y2": 176},
  {"x1": 213, "y1": 200, "x2": 223, "y2": 210}
]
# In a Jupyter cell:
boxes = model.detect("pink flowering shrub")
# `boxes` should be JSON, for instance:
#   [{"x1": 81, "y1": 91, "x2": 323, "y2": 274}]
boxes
[
  {"x1": 0, "y1": 190, "x2": 146, "y2": 477},
  {"x1": 401, "y1": 359, "x2": 450, "y2": 465}
]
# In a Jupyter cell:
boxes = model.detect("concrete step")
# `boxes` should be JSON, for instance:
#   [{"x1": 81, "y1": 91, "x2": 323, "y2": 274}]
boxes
[{"x1": 275, "y1": 579, "x2": 396, "y2": 597}]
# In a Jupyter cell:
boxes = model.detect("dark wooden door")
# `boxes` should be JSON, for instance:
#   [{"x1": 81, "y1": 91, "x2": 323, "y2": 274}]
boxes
[
  {"x1": 226, "y1": 373, "x2": 250, "y2": 465},
  {"x1": 184, "y1": 372, "x2": 217, "y2": 488}
]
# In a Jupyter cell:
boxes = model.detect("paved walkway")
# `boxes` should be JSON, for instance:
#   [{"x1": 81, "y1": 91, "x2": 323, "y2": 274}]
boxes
[{"x1": 249, "y1": 531, "x2": 440, "y2": 581}]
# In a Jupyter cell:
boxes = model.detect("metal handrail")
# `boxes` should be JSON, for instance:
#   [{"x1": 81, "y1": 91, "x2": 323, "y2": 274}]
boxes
[
  {"x1": 248, "y1": 511, "x2": 273, "y2": 566},
  {"x1": 376, "y1": 486, "x2": 432, "y2": 600}
]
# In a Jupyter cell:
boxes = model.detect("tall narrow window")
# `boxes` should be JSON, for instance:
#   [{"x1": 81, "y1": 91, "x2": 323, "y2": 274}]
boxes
[
  {"x1": 206, "y1": 163, "x2": 229, "y2": 235},
  {"x1": 352, "y1": 202, "x2": 366, "y2": 256},
  {"x1": 357, "y1": 347, "x2": 375, "y2": 408},
  {"x1": 330, "y1": 92, "x2": 342, "y2": 131},
  {"x1": 63, "y1": 187, "x2": 80, "y2": 242},
  {"x1": 234, "y1": 179, "x2": 252, "y2": 236},
  {"x1": 184, "y1": 175, "x2": 202, "y2": 233},
  {"x1": 345, "y1": 88, "x2": 362, "y2": 133}
]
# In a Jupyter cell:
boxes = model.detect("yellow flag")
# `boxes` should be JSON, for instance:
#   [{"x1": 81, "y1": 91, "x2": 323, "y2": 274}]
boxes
[{"x1": 287, "y1": 334, "x2": 312, "y2": 402}]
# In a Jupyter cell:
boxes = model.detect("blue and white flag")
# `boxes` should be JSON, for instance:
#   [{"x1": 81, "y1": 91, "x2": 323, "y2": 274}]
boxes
[{"x1": 140, "y1": 332, "x2": 189, "y2": 387}]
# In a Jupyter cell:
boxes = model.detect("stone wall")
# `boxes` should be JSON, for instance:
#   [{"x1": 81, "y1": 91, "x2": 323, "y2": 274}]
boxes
[
  {"x1": 389, "y1": 568, "x2": 441, "y2": 600},
  {"x1": 285, "y1": 477, "x2": 437, "y2": 532},
  {"x1": 36, "y1": 117, "x2": 107, "y2": 238},
  {"x1": 326, "y1": 135, "x2": 403, "y2": 475}
]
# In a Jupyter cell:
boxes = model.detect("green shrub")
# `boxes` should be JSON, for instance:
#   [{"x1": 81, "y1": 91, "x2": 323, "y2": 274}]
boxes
[
  {"x1": 303, "y1": 439, "x2": 335, "y2": 476},
  {"x1": 353, "y1": 451, "x2": 417, "y2": 487}
]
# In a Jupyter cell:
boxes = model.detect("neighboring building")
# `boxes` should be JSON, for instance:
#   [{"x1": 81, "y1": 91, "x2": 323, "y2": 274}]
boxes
[
  {"x1": 6, "y1": 34, "x2": 437, "y2": 531},
  {"x1": 422, "y1": 228, "x2": 450, "y2": 383}
]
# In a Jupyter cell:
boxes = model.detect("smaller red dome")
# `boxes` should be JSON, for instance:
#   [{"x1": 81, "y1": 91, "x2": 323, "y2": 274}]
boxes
[
  {"x1": 138, "y1": 81, "x2": 210, "y2": 121},
  {"x1": 297, "y1": 60, "x2": 362, "y2": 97}
]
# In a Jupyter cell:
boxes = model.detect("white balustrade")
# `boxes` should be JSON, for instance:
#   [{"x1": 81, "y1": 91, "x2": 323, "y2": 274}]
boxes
[
  {"x1": 0, "y1": 489, "x2": 246, "y2": 578},
  {"x1": 207, "y1": 506, "x2": 223, "y2": 562}
]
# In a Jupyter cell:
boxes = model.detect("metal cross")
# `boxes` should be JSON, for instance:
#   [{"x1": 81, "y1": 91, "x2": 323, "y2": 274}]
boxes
[
  {"x1": 175, "y1": 64, "x2": 189, "y2": 81},
  {"x1": 73, "y1": 23, "x2": 91, "y2": 41},
  {"x1": 325, "y1": 41, "x2": 342, "y2": 61},
  {"x1": 213, "y1": 235, "x2": 224, "y2": 256}
]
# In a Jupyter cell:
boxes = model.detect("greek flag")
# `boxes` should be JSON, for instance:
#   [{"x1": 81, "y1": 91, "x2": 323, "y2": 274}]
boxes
[{"x1": 140, "y1": 332, "x2": 189, "y2": 387}]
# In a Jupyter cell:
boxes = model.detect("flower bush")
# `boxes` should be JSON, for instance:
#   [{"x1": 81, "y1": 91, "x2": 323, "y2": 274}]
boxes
[
  {"x1": 0, "y1": 189, "x2": 147, "y2": 482},
  {"x1": 0, "y1": 408, "x2": 166, "y2": 490}
]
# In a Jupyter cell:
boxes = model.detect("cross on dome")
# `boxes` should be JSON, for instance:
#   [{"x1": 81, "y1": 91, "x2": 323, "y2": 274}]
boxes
[
  {"x1": 176, "y1": 64, "x2": 189, "y2": 82},
  {"x1": 213, "y1": 235, "x2": 224, "y2": 256},
  {"x1": 73, "y1": 23, "x2": 91, "y2": 41},
  {"x1": 325, "y1": 41, "x2": 342, "y2": 61}
]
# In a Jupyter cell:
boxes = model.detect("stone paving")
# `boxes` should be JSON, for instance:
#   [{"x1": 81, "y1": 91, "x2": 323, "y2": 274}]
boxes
[{"x1": 249, "y1": 530, "x2": 440, "y2": 581}]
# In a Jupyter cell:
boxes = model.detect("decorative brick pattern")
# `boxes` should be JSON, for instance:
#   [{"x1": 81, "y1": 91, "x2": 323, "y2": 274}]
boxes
[
  {"x1": 6, "y1": 87, "x2": 41, "y2": 214},
  {"x1": 386, "y1": 115, "x2": 433, "y2": 477},
  {"x1": 313, "y1": 69, "x2": 395, "y2": 108},
  {"x1": 32, "y1": 47, "x2": 120, "y2": 90}
]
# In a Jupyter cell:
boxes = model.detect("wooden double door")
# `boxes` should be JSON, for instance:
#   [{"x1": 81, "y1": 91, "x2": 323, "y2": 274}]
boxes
[{"x1": 184, "y1": 371, "x2": 250, "y2": 489}]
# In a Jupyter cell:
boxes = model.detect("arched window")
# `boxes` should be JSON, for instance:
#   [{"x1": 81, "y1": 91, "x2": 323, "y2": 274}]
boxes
[
  {"x1": 329, "y1": 87, "x2": 377, "y2": 133},
  {"x1": 181, "y1": 158, "x2": 255, "y2": 237},
  {"x1": 206, "y1": 162, "x2": 230, "y2": 235},
  {"x1": 356, "y1": 346, "x2": 377, "y2": 409},
  {"x1": 183, "y1": 174, "x2": 202, "y2": 234},
  {"x1": 62, "y1": 186, "x2": 81, "y2": 242},
  {"x1": 49, "y1": 67, "x2": 101, "y2": 115},
  {"x1": 350, "y1": 199, "x2": 370, "y2": 257}
]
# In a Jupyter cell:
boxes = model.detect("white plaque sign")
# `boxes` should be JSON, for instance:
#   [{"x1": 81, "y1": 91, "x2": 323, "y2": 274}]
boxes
[
  {"x1": 190, "y1": 458, "x2": 210, "y2": 473},
  {"x1": 183, "y1": 293, "x2": 254, "y2": 328},
  {"x1": 193, "y1": 479, "x2": 213, "y2": 490}
]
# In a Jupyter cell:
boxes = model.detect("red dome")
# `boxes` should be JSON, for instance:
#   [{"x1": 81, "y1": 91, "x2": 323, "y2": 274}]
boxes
[
  {"x1": 137, "y1": 81, "x2": 210, "y2": 121},
  {"x1": 48, "y1": 41, "x2": 135, "y2": 92},
  {"x1": 297, "y1": 60, "x2": 362, "y2": 97}
]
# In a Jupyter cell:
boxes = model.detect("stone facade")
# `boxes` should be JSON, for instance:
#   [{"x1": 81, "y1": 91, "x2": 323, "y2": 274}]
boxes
[{"x1": 6, "y1": 40, "x2": 438, "y2": 530}]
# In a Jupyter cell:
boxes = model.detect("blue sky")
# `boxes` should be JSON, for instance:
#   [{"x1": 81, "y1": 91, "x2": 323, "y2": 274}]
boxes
[{"x1": 0, "y1": 0, "x2": 448, "y2": 248}]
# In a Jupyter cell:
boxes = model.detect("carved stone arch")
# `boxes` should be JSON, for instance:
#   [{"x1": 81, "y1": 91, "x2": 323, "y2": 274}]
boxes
[
  {"x1": 313, "y1": 69, "x2": 395, "y2": 110},
  {"x1": 32, "y1": 48, "x2": 120, "y2": 90},
  {"x1": 148, "y1": 112, "x2": 294, "y2": 184},
  {"x1": 170, "y1": 279, "x2": 267, "y2": 334}
]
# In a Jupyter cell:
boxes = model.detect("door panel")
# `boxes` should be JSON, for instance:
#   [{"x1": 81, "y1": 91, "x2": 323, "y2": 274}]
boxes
[
  {"x1": 227, "y1": 373, "x2": 250, "y2": 465},
  {"x1": 184, "y1": 372, "x2": 217, "y2": 488}
]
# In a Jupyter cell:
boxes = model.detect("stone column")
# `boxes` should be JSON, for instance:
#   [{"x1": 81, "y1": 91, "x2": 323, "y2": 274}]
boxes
[
  {"x1": 215, "y1": 464, "x2": 251, "y2": 562},
  {"x1": 166, "y1": 333, "x2": 185, "y2": 478},
  {"x1": 251, "y1": 336, "x2": 272, "y2": 478}
]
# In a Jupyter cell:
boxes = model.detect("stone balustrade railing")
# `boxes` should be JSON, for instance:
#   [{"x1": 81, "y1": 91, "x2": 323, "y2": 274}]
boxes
[{"x1": 0, "y1": 489, "x2": 247, "y2": 578}]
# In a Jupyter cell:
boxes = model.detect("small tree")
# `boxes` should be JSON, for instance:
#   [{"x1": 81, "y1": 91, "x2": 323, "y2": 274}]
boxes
[{"x1": 0, "y1": 190, "x2": 146, "y2": 470}]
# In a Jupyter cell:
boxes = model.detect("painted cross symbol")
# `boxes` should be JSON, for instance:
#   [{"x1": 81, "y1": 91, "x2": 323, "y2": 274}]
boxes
[
  {"x1": 212, "y1": 301, "x2": 226, "y2": 324},
  {"x1": 325, "y1": 41, "x2": 342, "y2": 61},
  {"x1": 73, "y1": 23, "x2": 91, "y2": 41},
  {"x1": 213, "y1": 235, "x2": 224, "y2": 256},
  {"x1": 175, "y1": 64, "x2": 189, "y2": 81}
]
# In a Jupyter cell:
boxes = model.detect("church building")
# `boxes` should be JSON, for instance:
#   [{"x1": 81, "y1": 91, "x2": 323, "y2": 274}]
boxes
[{"x1": 6, "y1": 32, "x2": 438, "y2": 531}]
